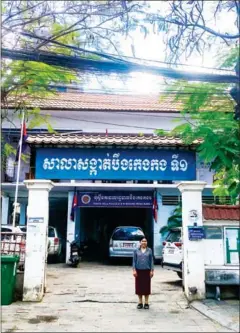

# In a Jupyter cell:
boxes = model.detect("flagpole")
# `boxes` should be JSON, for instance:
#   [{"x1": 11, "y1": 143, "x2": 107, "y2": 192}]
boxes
[{"x1": 12, "y1": 111, "x2": 25, "y2": 228}]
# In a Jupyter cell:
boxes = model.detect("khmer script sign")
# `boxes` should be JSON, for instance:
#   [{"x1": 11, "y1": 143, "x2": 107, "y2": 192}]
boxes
[
  {"x1": 78, "y1": 191, "x2": 153, "y2": 207},
  {"x1": 35, "y1": 148, "x2": 196, "y2": 181}
]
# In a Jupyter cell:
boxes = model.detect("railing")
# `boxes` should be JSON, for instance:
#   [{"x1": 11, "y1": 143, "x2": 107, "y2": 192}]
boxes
[{"x1": 1, "y1": 232, "x2": 26, "y2": 271}]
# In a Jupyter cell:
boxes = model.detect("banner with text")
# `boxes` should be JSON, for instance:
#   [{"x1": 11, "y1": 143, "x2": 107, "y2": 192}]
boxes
[
  {"x1": 78, "y1": 191, "x2": 153, "y2": 208},
  {"x1": 35, "y1": 148, "x2": 196, "y2": 181}
]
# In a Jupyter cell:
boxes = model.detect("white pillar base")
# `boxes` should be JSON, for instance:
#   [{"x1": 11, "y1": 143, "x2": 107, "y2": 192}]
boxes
[
  {"x1": 177, "y1": 181, "x2": 206, "y2": 301},
  {"x1": 23, "y1": 180, "x2": 54, "y2": 302}
]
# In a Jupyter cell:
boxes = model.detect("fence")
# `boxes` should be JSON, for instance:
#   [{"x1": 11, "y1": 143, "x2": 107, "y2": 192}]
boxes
[{"x1": 1, "y1": 232, "x2": 26, "y2": 271}]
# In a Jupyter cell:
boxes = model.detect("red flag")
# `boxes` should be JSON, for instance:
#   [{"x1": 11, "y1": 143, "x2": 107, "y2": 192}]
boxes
[
  {"x1": 15, "y1": 121, "x2": 28, "y2": 162},
  {"x1": 153, "y1": 191, "x2": 158, "y2": 223},
  {"x1": 70, "y1": 189, "x2": 78, "y2": 221}
]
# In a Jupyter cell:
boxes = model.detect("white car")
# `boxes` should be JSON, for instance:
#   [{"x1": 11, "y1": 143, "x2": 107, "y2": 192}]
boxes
[
  {"x1": 162, "y1": 227, "x2": 183, "y2": 279},
  {"x1": 109, "y1": 226, "x2": 145, "y2": 258},
  {"x1": 47, "y1": 226, "x2": 62, "y2": 259},
  {"x1": 1, "y1": 224, "x2": 62, "y2": 259}
]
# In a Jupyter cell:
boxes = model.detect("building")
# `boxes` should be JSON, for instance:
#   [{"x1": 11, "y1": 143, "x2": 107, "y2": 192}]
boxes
[{"x1": 1, "y1": 91, "x2": 218, "y2": 262}]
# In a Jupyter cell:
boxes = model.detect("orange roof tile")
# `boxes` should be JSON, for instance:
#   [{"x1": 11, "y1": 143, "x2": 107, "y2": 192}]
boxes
[
  {"x1": 203, "y1": 204, "x2": 240, "y2": 220},
  {"x1": 6, "y1": 92, "x2": 182, "y2": 112}
]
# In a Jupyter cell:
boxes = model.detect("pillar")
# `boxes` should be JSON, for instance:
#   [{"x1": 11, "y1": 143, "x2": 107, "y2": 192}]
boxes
[
  {"x1": 177, "y1": 181, "x2": 206, "y2": 301},
  {"x1": 23, "y1": 180, "x2": 54, "y2": 302},
  {"x1": 66, "y1": 191, "x2": 76, "y2": 263},
  {"x1": 1, "y1": 196, "x2": 9, "y2": 225},
  {"x1": 153, "y1": 190, "x2": 162, "y2": 258}
]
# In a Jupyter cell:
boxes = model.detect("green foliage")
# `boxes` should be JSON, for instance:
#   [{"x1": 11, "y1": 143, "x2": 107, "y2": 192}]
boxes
[
  {"x1": 157, "y1": 79, "x2": 240, "y2": 203},
  {"x1": 217, "y1": 46, "x2": 239, "y2": 70}
]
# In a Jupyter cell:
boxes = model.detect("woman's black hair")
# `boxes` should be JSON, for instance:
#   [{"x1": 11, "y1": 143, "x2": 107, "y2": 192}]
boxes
[{"x1": 140, "y1": 236, "x2": 147, "y2": 242}]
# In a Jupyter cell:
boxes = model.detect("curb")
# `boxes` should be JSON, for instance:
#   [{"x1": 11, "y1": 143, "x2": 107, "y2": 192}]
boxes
[{"x1": 190, "y1": 301, "x2": 239, "y2": 332}]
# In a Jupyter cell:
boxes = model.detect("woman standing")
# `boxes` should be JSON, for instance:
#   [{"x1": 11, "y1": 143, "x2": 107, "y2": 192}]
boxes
[{"x1": 132, "y1": 237, "x2": 154, "y2": 309}]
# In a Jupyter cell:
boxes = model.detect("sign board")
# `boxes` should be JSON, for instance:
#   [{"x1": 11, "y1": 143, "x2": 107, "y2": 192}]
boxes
[
  {"x1": 28, "y1": 217, "x2": 44, "y2": 224},
  {"x1": 188, "y1": 226, "x2": 205, "y2": 240},
  {"x1": 78, "y1": 191, "x2": 153, "y2": 208},
  {"x1": 188, "y1": 209, "x2": 199, "y2": 224},
  {"x1": 35, "y1": 148, "x2": 196, "y2": 181}
]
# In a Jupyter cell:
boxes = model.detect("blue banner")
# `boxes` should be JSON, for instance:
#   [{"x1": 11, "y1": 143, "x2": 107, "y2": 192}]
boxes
[
  {"x1": 78, "y1": 191, "x2": 153, "y2": 208},
  {"x1": 35, "y1": 148, "x2": 196, "y2": 181}
]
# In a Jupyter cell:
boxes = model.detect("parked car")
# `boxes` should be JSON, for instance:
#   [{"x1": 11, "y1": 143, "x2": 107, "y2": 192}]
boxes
[
  {"x1": 154, "y1": 229, "x2": 170, "y2": 263},
  {"x1": 109, "y1": 226, "x2": 145, "y2": 258},
  {"x1": 47, "y1": 226, "x2": 63, "y2": 260},
  {"x1": 162, "y1": 227, "x2": 183, "y2": 279},
  {"x1": 1, "y1": 225, "x2": 25, "y2": 240},
  {"x1": 1, "y1": 224, "x2": 63, "y2": 261}
]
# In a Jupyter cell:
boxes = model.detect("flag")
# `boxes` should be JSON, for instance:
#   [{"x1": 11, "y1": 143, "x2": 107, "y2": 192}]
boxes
[
  {"x1": 70, "y1": 189, "x2": 78, "y2": 221},
  {"x1": 153, "y1": 191, "x2": 158, "y2": 223},
  {"x1": 15, "y1": 121, "x2": 28, "y2": 162}
]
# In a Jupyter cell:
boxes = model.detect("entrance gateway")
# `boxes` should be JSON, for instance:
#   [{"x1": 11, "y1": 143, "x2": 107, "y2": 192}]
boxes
[{"x1": 34, "y1": 145, "x2": 197, "y2": 263}]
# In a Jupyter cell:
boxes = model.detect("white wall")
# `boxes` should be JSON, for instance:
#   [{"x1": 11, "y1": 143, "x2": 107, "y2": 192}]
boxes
[
  {"x1": 2, "y1": 110, "x2": 185, "y2": 134},
  {"x1": 2, "y1": 109, "x2": 215, "y2": 184}
]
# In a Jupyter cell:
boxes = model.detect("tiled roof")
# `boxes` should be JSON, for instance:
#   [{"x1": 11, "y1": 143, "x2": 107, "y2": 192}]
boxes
[
  {"x1": 203, "y1": 204, "x2": 240, "y2": 221},
  {"x1": 26, "y1": 133, "x2": 201, "y2": 146},
  {"x1": 6, "y1": 92, "x2": 182, "y2": 112}
]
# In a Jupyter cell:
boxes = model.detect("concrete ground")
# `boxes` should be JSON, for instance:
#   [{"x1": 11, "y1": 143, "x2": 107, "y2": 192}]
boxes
[{"x1": 1, "y1": 262, "x2": 235, "y2": 332}]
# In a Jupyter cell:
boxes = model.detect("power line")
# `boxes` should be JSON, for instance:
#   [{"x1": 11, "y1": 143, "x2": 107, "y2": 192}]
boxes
[
  {"x1": 2, "y1": 48, "x2": 238, "y2": 83},
  {"x1": 15, "y1": 30, "x2": 236, "y2": 74}
]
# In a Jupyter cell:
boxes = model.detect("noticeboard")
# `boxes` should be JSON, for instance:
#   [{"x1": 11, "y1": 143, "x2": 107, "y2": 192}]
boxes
[{"x1": 188, "y1": 226, "x2": 205, "y2": 241}]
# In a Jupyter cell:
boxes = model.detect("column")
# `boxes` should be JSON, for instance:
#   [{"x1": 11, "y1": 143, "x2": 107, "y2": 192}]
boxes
[
  {"x1": 177, "y1": 181, "x2": 206, "y2": 301},
  {"x1": 66, "y1": 191, "x2": 76, "y2": 263},
  {"x1": 20, "y1": 203, "x2": 27, "y2": 225},
  {"x1": 1, "y1": 196, "x2": 9, "y2": 225},
  {"x1": 23, "y1": 180, "x2": 54, "y2": 302},
  {"x1": 153, "y1": 190, "x2": 162, "y2": 259}
]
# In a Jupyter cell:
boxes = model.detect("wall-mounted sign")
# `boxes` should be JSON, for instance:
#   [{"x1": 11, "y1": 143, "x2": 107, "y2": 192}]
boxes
[
  {"x1": 188, "y1": 226, "x2": 205, "y2": 240},
  {"x1": 28, "y1": 217, "x2": 44, "y2": 224},
  {"x1": 188, "y1": 209, "x2": 199, "y2": 224},
  {"x1": 35, "y1": 148, "x2": 196, "y2": 181},
  {"x1": 78, "y1": 191, "x2": 153, "y2": 208}
]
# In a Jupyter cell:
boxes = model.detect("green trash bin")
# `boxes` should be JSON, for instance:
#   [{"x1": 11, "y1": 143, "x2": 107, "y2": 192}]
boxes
[{"x1": 1, "y1": 255, "x2": 20, "y2": 305}]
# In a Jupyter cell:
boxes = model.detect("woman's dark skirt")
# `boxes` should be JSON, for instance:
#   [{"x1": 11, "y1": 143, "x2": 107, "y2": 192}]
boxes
[{"x1": 135, "y1": 269, "x2": 151, "y2": 295}]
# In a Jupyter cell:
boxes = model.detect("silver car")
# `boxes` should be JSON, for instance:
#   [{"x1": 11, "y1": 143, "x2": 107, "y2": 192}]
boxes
[{"x1": 109, "y1": 226, "x2": 145, "y2": 258}]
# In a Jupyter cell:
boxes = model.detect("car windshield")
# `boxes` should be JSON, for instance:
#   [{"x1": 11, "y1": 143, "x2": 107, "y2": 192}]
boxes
[
  {"x1": 166, "y1": 230, "x2": 181, "y2": 243},
  {"x1": 1, "y1": 228, "x2": 12, "y2": 233},
  {"x1": 112, "y1": 227, "x2": 144, "y2": 241},
  {"x1": 48, "y1": 227, "x2": 55, "y2": 238}
]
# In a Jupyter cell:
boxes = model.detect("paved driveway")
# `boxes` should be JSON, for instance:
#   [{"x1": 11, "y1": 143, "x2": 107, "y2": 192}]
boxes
[{"x1": 2, "y1": 262, "x2": 231, "y2": 332}]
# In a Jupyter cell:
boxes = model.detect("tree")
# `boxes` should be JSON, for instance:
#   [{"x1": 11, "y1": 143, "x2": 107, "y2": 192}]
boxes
[
  {"x1": 156, "y1": 48, "x2": 240, "y2": 203},
  {"x1": 160, "y1": 204, "x2": 182, "y2": 235},
  {"x1": 142, "y1": 0, "x2": 240, "y2": 62},
  {"x1": 2, "y1": 1, "x2": 239, "y2": 63}
]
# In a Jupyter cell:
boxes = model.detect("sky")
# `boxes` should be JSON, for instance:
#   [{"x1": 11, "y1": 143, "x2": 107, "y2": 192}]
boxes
[
  {"x1": 84, "y1": 1, "x2": 237, "y2": 95},
  {"x1": 3, "y1": 1, "x2": 237, "y2": 95}
]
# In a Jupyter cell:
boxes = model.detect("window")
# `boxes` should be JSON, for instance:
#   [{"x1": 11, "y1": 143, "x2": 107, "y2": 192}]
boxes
[
  {"x1": 162, "y1": 196, "x2": 181, "y2": 206},
  {"x1": 112, "y1": 227, "x2": 144, "y2": 241},
  {"x1": 48, "y1": 227, "x2": 56, "y2": 238},
  {"x1": 204, "y1": 226, "x2": 222, "y2": 239},
  {"x1": 165, "y1": 230, "x2": 181, "y2": 243}
]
